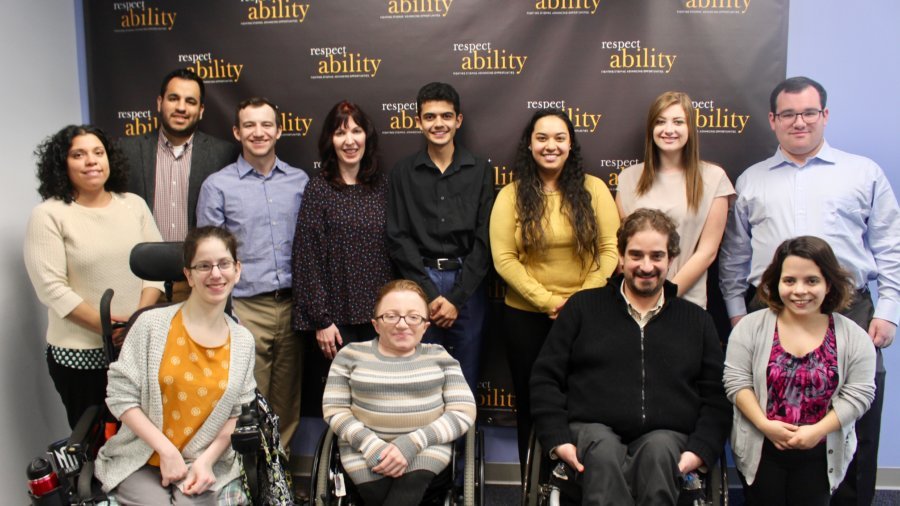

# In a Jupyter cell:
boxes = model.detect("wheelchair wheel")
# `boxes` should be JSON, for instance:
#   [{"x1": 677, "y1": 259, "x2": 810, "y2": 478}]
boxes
[
  {"x1": 312, "y1": 429, "x2": 335, "y2": 506},
  {"x1": 707, "y1": 458, "x2": 728, "y2": 506},
  {"x1": 463, "y1": 428, "x2": 475, "y2": 506},
  {"x1": 523, "y1": 430, "x2": 543, "y2": 506},
  {"x1": 476, "y1": 429, "x2": 485, "y2": 506}
]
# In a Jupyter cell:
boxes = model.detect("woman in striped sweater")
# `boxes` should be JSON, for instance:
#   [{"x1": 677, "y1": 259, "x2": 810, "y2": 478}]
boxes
[{"x1": 323, "y1": 279, "x2": 477, "y2": 506}]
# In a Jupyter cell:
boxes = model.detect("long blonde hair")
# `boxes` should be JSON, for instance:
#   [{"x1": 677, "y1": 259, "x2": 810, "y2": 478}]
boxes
[{"x1": 636, "y1": 91, "x2": 703, "y2": 213}]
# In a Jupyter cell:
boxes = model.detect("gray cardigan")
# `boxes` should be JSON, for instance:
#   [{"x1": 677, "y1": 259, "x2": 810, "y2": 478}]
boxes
[
  {"x1": 723, "y1": 309, "x2": 875, "y2": 491},
  {"x1": 94, "y1": 304, "x2": 257, "y2": 493}
]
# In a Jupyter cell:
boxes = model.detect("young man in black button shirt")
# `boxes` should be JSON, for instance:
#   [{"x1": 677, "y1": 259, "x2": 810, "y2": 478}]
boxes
[{"x1": 386, "y1": 82, "x2": 494, "y2": 395}]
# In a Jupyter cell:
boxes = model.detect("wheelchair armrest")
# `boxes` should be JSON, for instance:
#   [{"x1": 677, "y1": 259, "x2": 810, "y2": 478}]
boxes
[
  {"x1": 231, "y1": 425, "x2": 261, "y2": 454},
  {"x1": 66, "y1": 405, "x2": 104, "y2": 458},
  {"x1": 231, "y1": 402, "x2": 261, "y2": 502}
]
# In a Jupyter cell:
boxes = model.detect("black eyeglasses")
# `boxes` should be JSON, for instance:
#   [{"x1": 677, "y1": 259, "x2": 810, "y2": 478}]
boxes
[
  {"x1": 773, "y1": 109, "x2": 823, "y2": 124},
  {"x1": 376, "y1": 313, "x2": 427, "y2": 327},
  {"x1": 190, "y1": 260, "x2": 236, "y2": 273}
]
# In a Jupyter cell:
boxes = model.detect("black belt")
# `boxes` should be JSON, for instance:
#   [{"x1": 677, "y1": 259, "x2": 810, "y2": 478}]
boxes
[
  {"x1": 258, "y1": 287, "x2": 293, "y2": 302},
  {"x1": 423, "y1": 257, "x2": 462, "y2": 271}
]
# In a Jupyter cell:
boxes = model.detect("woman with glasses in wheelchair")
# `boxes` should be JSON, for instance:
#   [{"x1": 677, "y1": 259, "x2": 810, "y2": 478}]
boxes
[
  {"x1": 24, "y1": 125, "x2": 164, "y2": 429},
  {"x1": 94, "y1": 226, "x2": 257, "y2": 504},
  {"x1": 724, "y1": 236, "x2": 876, "y2": 505},
  {"x1": 323, "y1": 279, "x2": 477, "y2": 506}
]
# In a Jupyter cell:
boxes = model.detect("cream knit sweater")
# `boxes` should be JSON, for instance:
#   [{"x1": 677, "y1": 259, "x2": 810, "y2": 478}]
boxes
[{"x1": 24, "y1": 193, "x2": 163, "y2": 349}]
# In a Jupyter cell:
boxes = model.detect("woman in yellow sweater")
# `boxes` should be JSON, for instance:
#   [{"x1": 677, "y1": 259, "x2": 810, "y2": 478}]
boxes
[{"x1": 489, "y1": 109, "x2": 619, "y2": 474}]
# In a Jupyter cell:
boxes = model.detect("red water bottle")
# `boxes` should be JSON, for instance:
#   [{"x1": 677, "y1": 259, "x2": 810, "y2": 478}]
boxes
[{"x1": 26, "y1": 458, "x2": 59, "y2": 497}]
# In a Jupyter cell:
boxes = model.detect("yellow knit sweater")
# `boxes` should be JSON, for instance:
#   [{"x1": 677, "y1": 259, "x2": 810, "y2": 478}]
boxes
[{"x1": 489, "y1": 175, "x2": 619, "y2": 314}]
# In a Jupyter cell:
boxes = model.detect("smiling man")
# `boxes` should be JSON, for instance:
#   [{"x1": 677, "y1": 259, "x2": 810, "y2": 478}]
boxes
[
  {"x1": 386, "y1": 82, "x2": 494, "y2": 396},
  {"x1": 719, "y1": 76, "x2": 900, "y2": 505},
  {"x1": 121, "y1": 69, "x2": 238, "y2": 243},
  {"x1": 196, "y1": 97, "x2": 309, "y2": 450},
  {"x1": 531, "y1": 208, "x2": 731, "y2": 506}
]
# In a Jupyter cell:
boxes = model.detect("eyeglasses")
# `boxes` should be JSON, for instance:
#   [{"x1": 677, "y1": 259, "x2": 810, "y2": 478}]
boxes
[
  {"x1": 376, "y1": 312, "x2": 427, "y2": 327},
  {"x1": 773, "y1": 109, "x2": 823, "y2": 124},
  {"x1": 190, "y1": 260, "x2": 236, "y2": 273}
]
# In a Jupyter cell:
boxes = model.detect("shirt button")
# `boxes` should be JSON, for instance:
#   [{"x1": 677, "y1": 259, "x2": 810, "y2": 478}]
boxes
[
  {"x1": 828, "y1": 468, "x2": 833, "y2": 473},
  {"x1": 272, "y1": 221, "x2": 277, "y2": 225},
  {"x1": 440, "y1": 218, "x2": 445, "y2": 223},
  {"x1": 440, "y1": 196, "x2": 445, "y2": 200},
  {"x1": 828, "y1": 449, "x2": 834, "y2": 455}
]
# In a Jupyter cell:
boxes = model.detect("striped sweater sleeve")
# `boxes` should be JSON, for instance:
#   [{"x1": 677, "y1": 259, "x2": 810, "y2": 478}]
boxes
[
  {"x1": 322, "y1": 347, "x2": 390, "y2": 467},
  {"x1": 389, "y1": 349, "x2": 476, "y2": 464}
]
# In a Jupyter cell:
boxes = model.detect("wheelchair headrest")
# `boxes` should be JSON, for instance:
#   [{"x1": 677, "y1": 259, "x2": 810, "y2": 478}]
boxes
[{"x1": 129, "y1": 242, "x2": 186, "y2": 283}]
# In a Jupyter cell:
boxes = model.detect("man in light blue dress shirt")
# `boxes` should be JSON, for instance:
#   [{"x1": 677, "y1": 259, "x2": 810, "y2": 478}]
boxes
[
  {"x1": 720, "y1": 76, "x2": 900, "y2": 505},
  {"x1": 197, "y1": 97, "x2": 309, "y2": 450}
]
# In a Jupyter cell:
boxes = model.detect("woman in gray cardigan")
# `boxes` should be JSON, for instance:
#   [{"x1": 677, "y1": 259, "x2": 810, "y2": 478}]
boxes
[
  {"x1": 724, "y1": 236, "x2": 875, "y2": 505},
  {"x1": 94, "y1": 227, "x2": 256, "y2": 504}
]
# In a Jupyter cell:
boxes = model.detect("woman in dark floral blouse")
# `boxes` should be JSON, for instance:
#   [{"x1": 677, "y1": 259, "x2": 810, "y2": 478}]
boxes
[
  {"x1": 724, "y1": 236, "x2": 876, "y2": 505},
  {"x1": 292, "y1": 101, "x2": 393, "y2": 360}
]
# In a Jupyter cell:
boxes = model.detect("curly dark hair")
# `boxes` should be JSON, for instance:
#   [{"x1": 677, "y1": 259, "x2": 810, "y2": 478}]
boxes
[
  {"x1": 513, "y1": 109, "x2": 599, "y2": 268},
  {"x1": 317, "y1": 100, "x2": 381, "y2": 189},
  {"x1": 35, "y1": 125, "x2": 128, "y2": 204}
]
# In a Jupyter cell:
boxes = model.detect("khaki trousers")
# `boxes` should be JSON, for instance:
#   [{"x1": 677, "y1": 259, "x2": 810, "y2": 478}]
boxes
[{"x1": 232, "y1": 294, "x2": 302, "y2": 450}]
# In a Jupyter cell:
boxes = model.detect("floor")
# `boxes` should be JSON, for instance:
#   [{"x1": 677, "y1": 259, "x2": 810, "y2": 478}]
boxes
[{"x1": 482, "y1": 484, "x2": 900, "y2": 505}]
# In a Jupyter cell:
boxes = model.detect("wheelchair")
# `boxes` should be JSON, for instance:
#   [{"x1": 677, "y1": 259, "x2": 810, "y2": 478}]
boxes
[
  {"x1": 27, "y1": 242, "x2": 287, "y2": 505},
  {"x1": 309, "y1": 426, "x2": 484, "y2": 506},
  {"x1": 522, "y1": 431, "x2": 728, "y2": 506}
]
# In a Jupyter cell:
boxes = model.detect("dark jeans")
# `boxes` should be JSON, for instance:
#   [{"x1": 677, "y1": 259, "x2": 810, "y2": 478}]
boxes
[
  {"x1": 46, "y1": 352, "x2": 107, "y2": 429},
  {"x1": 422, "y1": 267, "x2": 486, "y2": 397},
  {"x1": 502, "y1": 305, "x2": 554, "y2": 477},
  {"x1": 746, "y1": 287, "x2": 883, "y2": 506},
  {"x1": 746, "y1": 439, "x2": 830, "y2": 506}
]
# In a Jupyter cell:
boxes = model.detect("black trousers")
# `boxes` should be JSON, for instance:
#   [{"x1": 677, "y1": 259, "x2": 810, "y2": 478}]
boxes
[
  {"x1": 355, "y1": 470, "x2": 435, "y2": 506},
  {"x1": 746, "y1": 287, "x2": 883, "y2": 506},
  {"x1": 746, "y1": 439, "x2": 830, "y2": 506},
  {"x1": 502, "y1": 305, "x2": 554, "y2": 477},
  {"x1": 46, "y1": 352, "x2": 107, "y2": 429}
]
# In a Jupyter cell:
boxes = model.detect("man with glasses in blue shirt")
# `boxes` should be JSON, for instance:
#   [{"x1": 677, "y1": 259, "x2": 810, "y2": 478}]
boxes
[{"x1": 719, "y1": 76, "x2": 900, "y2": 505}]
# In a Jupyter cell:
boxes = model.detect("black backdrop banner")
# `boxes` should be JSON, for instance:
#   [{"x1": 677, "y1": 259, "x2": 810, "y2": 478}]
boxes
[{"x1": 85, "y1": 0, "x2": 788, "y2": 426}]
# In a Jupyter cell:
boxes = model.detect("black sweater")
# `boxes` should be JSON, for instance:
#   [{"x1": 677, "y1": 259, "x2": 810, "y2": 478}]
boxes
[{"x1": 530, "y1": 276, "x2": 732, "y2": 467}]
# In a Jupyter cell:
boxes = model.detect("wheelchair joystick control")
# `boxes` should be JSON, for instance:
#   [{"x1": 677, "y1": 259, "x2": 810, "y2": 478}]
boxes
[{"x1": 27, "y1": 457, "x2": 68, "y2": 505}]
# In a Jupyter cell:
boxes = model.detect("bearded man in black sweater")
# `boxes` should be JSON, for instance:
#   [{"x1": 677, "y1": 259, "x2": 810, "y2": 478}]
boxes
[{"x1": 531, "y1": 208, "x2": 731, "y2": 506}]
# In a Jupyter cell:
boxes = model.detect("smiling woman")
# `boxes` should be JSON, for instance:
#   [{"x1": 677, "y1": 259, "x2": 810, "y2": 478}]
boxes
[
  {"x1": 94, "y1": 226, "x2": 258, "y2": 503},
  {"x1": 489, "y1": 108, "x2": 619, "y2": 475},
  {"x1": 724, "y1": 236, "x2": 877, "y2": 505},
  {"x1": 292, "y1": 100, "x2": 392, "y2": 363},
  {"x1": 23, "y1": 125, "x2": 164, "y2": 429},
  {"x1": 322, "y1": 279, "x2": 476, "y2": 506},
  {"x1": 616, "y1": 91, "x2": 735, "y2": 309}
]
